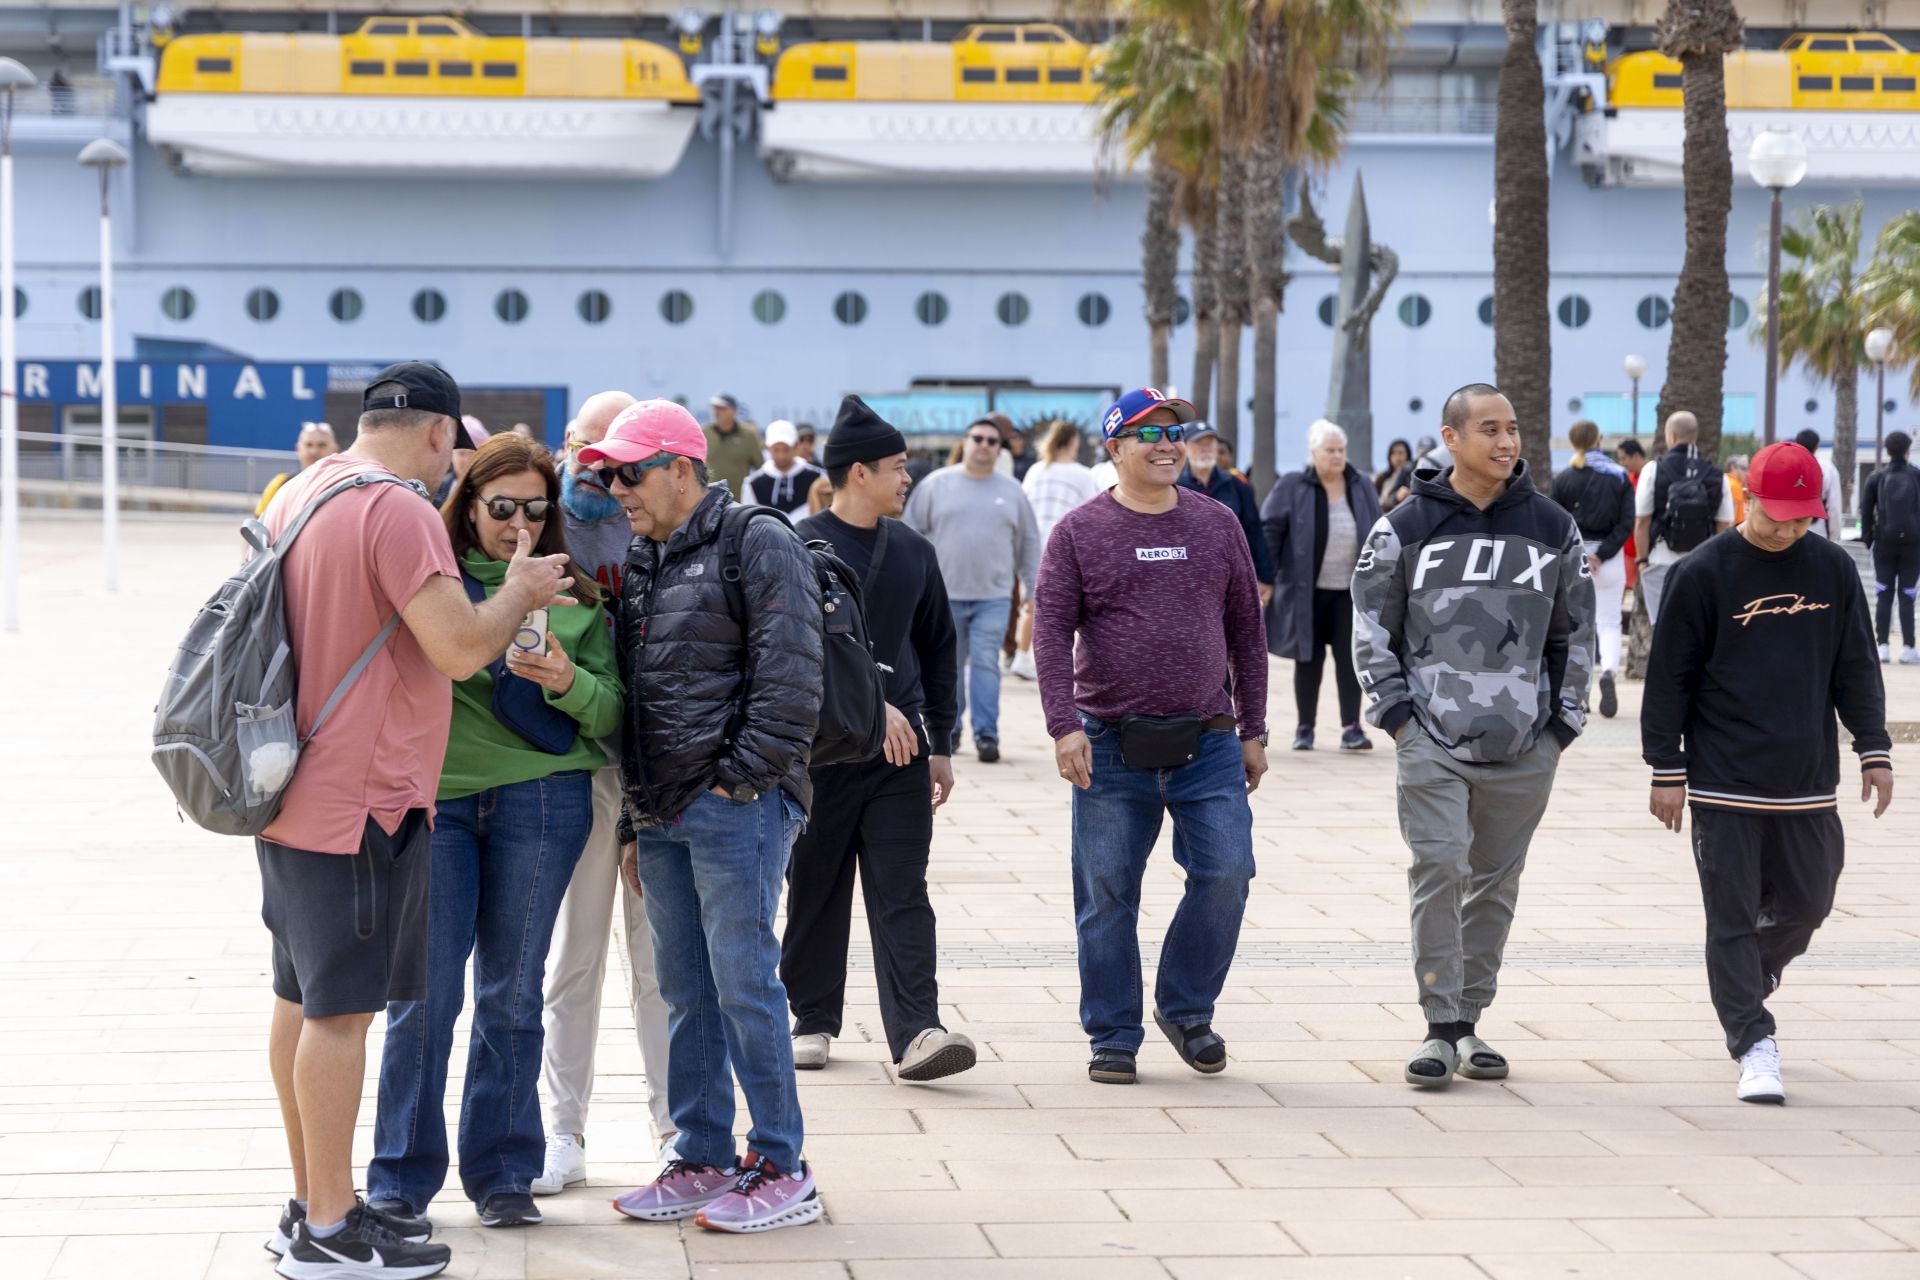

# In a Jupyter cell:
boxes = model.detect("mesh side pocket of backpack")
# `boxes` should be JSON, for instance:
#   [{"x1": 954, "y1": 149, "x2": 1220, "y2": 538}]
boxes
[{"x1": 234, "y1": 699, "x2": 301, "y2": 808}]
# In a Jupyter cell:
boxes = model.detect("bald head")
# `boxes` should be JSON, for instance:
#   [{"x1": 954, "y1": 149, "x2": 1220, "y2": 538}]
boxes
[
  {"x1": 1665, "y1": 411, "x2": 1699, "y2": 447},
  {"x1": 568, "y1": 390, "x2": 637, "y2": 449}
]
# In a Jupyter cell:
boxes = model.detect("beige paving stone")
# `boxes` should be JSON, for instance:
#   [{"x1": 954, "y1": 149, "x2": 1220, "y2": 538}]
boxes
[
  {"x1": 0, "y1": 1237, "x2": 62, "y2": 1280},
  {"x1": 1589, "y1": 1130, "x2": 1877, "y2": 1157},
  {"x1": 521, "y1": 1224, "x2": 690, "y2": 1278},
  {"x1": 1222, "y1": 1157, "x2": 1515, "y2": 1189},
  {"x1": 1109, "y1": 1187, "x2": 1414, "y2": 1222},
  {"x1": 47, "y1": 1231, "x2": 216, "y2": 1279},
  {"x1": 1395, "y1": 1184, "x2": 1708, "y2": 1219},
  {"x1": 1061, "y1": 1131, "x2": 1342, "y2": 1160},
  {"x1": 689, "y1": 1265, "x2": 850, "y2": 1280},
  {"x1": 911, "y1": 1107, "x2": 1182, "y2": 1136},
  {"x1": 1679, "y1": 1186, "x2": 1920, "y2": 1218},
  {"x1": 983, "y1": 1221, "x2": 1300, "y2": 1257},
  {"x1": 945, "y1": 1158, "x2": 1237, "y2": 1191},
  {"x1": 1490, "y1": 1154, "x2": 1795, "y2": 1186},
  {"x1": 1471, "y1": 1254, "x2": 1809, "y2": 1279},
  {"x1": 1578, "y1": 1217, "x2": 1907, "y2": 1252},
  {"x1": 819, "y1": 1189, "x2": 1123, "y2": 1225},
  {"x1": 1781, "y1": 1253, "x2": 1920, "y2": 1278},
  {"x1": 1161, "y1": 1261, "x2": 1486, "y2": 1280},
  {"x1": 684, "y1": 1223, "x2": 992, "y2": 1262},
  {"x1": 1285, "y1": 1217, "x2": 1604, "y2": 1254},
  {"x1": 849, "y1": 1262, "x2": 1173, "y2": 1280}
]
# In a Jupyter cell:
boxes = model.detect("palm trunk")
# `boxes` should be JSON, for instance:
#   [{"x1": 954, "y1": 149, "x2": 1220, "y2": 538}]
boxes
[
  {"x1": 1143, "y1": 165, "x2": 1180, "y2": 391},
  {"x1": 1190, "y1": 193, "x2": 1219, "y2": 419},
  {"x1": 1494, "y1": 0, "x2": 1553, "y2": 491},
  {"x1": 1213, "y1": 152, "x2": 1250, "y2": 446},
  {"x1": 1654, "y1": 0, "x2": 1742, "y2": 461},
  {"x1": 1246, "y1": 132, "x2": 1289, "y2": 502},
  {"x1": 1833, "y1": 371, "x2": 1858, "y2": 517}
]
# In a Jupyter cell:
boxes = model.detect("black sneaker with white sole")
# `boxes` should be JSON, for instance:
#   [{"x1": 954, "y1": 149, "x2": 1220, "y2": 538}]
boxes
[
  {"x1": 269, "y1": 1199, "x2": 431, "y2": 1258},
  {"x1": 477, "y1": 1192, "x2": 543, "y2": 1228},
  {"x1": 1598, "y1": 671, "x2": 1618, "y2": 719},
  {"x1": 275, "y1": 1205, "x2": 451, "y2": 1280}
]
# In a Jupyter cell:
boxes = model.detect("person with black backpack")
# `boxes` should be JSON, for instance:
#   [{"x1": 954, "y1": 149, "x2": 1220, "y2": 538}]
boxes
[
  {"x1": 579, "y1": 401, "x2": 829, "y2": 1234},
  {"x1": 1633, "y1": 410, "x2": 1734, "y2": 626},
  {"x1": 1550, "y1": 420, "x2": 1636, "y2": 717},
  {"x1": 1862, "y1": 429, "x2": 1920, "y2": 664},
  {"x1": 780, "y1": 396, "x2": 977, "y2": 1082}
]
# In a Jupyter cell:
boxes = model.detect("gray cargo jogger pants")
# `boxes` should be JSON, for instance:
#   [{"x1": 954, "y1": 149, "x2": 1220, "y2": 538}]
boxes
[{"x1": 1395, "y1": 726, "x2": 1562, "y2": 1023}]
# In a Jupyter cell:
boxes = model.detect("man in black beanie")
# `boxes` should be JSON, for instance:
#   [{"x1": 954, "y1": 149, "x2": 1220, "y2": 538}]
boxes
[{"x1": 779, "y1": 396, "x2": 975, "y2": 1081}]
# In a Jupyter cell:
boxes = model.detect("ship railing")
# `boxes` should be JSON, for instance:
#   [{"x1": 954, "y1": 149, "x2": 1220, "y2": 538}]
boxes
[
  {"x1": 10, "y1": 79, "x2": 119, "y2": 119},
  {"x1": 12, "y1": 432, "x2": 299, "y2": 514},
  {"x1": 1347, "y1": 95, "x2": 1497, "y2": 136}
]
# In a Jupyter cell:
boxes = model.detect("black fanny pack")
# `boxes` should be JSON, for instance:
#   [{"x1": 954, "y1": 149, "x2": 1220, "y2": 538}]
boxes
[{"x1": 1116, "y1": 715, "x2": 1208, "y2": 770}]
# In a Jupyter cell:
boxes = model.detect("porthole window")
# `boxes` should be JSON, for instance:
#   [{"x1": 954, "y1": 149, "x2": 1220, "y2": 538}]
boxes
[
  {"x1": 495, "y1": 289, "x2": 529, "y2": 324},
  {"x1": 914, "y1": 291, "x2": 949, "y2": 327},
  {"x1": 1568, "y1": 397, "x2": 1584, "y2": 413},
  {"x1": 1556, "y1": 294, "x2": 1592, "y2": 329},
  {"x1": 752, "y1": 290, "x2": 786, "y2": 325},
  {"x1": 833, "y1": 290, "x2": 867, "y2": 326},
  {"x1": 330, "y1": 288, "x2": 364, "y2": 323},
  {"x1": 1477, "y1": 296, "x2": 1495, "y2": 326},
  {"x1": 1636, "y1": 295, "x2": 1671, "y2": 329},
  {"x1": 245, "y1": 287, "x2": 279, "y2": 322},
  {"x1": 161, "y1": 286, "x2": 196, "y2": 322},
  {"x1": 412, "y1": 288, "x2": 446, "y2": 323},
  {"x1": 1728, "y1": 296, "x2": 1751, "y2": 330},
  {"x1": 1077, "y1": 292, "x2": 1111, "y2": 328},
  {"x1": 1317, "y1": 295, "x2": 1337, "y2": 327},
  {"x1": 1398, "y1": 293, "x2": 1432, "y2": 328},
  {"x1": 1804, "y1": 399, "x2": 1820, "y2": 414},
  {"x1": 11, "y1": 287, "x2": 24, "y2": 319},
  {"x1": 78, "y1": 286, "x2": 101, "y2": 321},
  {"x1": 658, "y1": 290, "x2": 693, "y2": 325},
  {"x1": 1174, "y1": 295, "x2": 1191, "y2": 326},
  {"x1": 1408, "y1": 397, "x2": 1424, "y2": 413},
  {"x1": 578, "y1": 289, "x2": 613, "y2": 324},
  {"x1": 996, "y1": 292, "x2": 1031, "y2": 327}
]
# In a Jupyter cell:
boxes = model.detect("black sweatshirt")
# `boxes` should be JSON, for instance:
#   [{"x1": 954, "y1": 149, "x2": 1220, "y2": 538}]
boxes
[
  {"x1": 1642, "y1": 529, "x2": 1892, "y2": 813},
  {"x1": 796, "y1": 510, "x2": 960, "y2": 757},
  {"x1": 1549, "y1": 463, "x2": 1636, "y2": 563}
]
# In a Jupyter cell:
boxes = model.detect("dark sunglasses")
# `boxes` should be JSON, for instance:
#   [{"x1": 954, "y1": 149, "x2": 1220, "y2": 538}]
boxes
[
  {"x1": 478, "y1": 495, "x2": 553, "y2": 522},
  {"x1": 966, "y1": 433, "x2": 1003, "y2": 448},
  {"x1": 1117, "y1": 424, "x2": 1186, "y2": 445},
  {"x1": 592, "y1": 453, "x2": 678, "y2": 487}
]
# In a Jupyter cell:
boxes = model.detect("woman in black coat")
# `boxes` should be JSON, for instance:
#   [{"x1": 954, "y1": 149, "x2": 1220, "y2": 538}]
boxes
[{"x1": 1262, "y1": 420, "x2": 1384, "y2": 751}]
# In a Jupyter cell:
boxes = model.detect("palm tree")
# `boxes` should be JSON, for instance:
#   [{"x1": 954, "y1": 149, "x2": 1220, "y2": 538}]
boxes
[
  {"x1": 1142, "y1": 167, "x2": 1180, "y2": 388},
  {"x1": 1864, "y1": 210, "x2": 1920, "y2": 401},
  {"x1": 1185, "y1": 176, "x2": 1220, "y2": 416},
  {"x1": 1493, "y1": 0, "x2": 1552, "y2": 489},
  {"x1": 1762, "y1": 200, "x2": 1872, "y2": 508},
  {"x1": 1653, "y1": 0, "x2": 1744, "y2": 461}
]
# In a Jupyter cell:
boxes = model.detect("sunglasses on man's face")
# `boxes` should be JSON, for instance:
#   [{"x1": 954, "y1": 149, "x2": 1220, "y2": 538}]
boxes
[
  {"x1": 967, "y1": 433, "x2": 1003, "y2": 448},
  {"x1": 479, "y1": 496, "x2": 553, "y2": 523},
  {"x1": 1118, "y1": 424, "x2": 1186, "y2": 445},
  {"x1": 592, "y1": 453, "x2": 678, "y2": 488}
]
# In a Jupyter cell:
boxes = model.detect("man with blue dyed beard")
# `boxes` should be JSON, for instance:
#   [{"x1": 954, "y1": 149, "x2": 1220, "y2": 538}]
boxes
[{"x1": 534, "y1": 391, "x2": 681, "y2": 1197}]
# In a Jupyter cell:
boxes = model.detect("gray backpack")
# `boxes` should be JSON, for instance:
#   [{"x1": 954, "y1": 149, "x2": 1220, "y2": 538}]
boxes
[{"x1": 151, "y1": 471, "x2": 420, "y2": 836}]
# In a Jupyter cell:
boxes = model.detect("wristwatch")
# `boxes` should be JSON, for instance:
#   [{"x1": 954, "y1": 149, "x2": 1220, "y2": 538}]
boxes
[
  {"x1": 1245, "y1": 731, "x2": 1270, "y2": 747},
  {"x1": 729, "y1": 784, "x2": 760, "y2": 805}
]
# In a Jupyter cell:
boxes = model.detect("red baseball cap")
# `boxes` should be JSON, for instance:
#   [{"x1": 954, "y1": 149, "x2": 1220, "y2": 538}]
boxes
[
  {"x1": 1746, "y1": 441, "x2": 1826, "y2": 521},
  {"x1": 577, "y1": 399, "x2": 708, "y2": 467}
]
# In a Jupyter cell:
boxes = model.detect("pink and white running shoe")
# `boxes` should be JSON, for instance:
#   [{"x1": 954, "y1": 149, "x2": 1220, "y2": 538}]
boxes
[
  {"x1": 695, "y1": 1153, "x2": 822, "y2": 1233},
  {"x1": 612, "y1": 1159, "x2": 735, "y2": 1223}
]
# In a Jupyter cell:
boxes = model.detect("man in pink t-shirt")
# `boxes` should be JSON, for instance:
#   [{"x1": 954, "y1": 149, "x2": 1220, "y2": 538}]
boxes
[{"x1": 256, "y1": 362, "x2": 577, "y2": 1279}]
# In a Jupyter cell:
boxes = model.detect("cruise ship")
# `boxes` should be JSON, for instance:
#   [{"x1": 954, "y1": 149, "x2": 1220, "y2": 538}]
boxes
[{"x1": 4, "y1": 0, "x2": 1917, "y2": 482}]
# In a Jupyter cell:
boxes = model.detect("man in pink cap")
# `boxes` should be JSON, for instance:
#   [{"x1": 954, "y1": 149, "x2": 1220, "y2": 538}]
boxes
[
  {"x1": 1643, "y1": 441, "x2": 1893, "y2": 1105},
  {"x1": 578, "y1": 399, "x2": 828, "y2": 1233}
]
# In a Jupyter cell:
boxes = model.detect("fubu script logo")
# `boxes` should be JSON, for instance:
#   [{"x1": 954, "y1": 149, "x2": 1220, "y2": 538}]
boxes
[
  {"x1": 1136, "y1": 547, "x2": 1189, "y2": 562},
  {"x1": 1732, "y1": 593, "x2": 1830, "y2": 627}
]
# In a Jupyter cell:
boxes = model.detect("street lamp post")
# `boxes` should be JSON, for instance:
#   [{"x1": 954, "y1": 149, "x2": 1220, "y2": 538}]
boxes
[
  {"x1": 1748, "y1": 129, "x2": 1808, "y2": 447},
  {"x1": 1867, "y1": 327, "x2": 1895, "y2": 469},
  {"x1": 0, "y1": 58, "x2": 37, "y2": 633},
  {"x1": 79, "y1": 139, "x2": 129, "y2": 593},
  {"x1": 1624, "y1": 353, "x2": 1647, "y2": 437}
]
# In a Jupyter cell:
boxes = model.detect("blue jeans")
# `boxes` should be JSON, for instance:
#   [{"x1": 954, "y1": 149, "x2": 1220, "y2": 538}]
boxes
[
  {"x1": 370, "y1": 771, "x2": 591, "y2": 1209},
  {"x1": 951, "y1": 596, "x2": 1012, "y2": 744},
  {"x1": 636, "y1": 788, "x2": 806, "y2": 1172},
  {"x1": 1070, "y1": 716, "x2": 1255, "y2": 1053}
]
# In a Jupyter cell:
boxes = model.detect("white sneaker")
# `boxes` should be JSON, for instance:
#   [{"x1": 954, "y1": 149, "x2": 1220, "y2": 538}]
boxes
[
  {"x1": 1901, "y1": 646, "x2": 1920, "y2": 665},
  {"x1": 792, "y1": 1033, "x2": 831, "y2": 1070},
  {"x1": 1879, "y1": 643, "x2": 1892, "y2": 663},
  {"x1": 897, "y1": 1027, "x2": 978, "y2": 1082},
  {"x1": 656, "y1": 1135, "x2": 682, "y2": 1177},
  {"x1": 531, "y1": 1132, "x2": 586, "y2": 1195},
  {"x1": 1009, "y1": 649, "x2": 1037, "y2": 682},
  {"x1": 1737, "y1": 1036, "x2": 1785, "y2": 1105}
]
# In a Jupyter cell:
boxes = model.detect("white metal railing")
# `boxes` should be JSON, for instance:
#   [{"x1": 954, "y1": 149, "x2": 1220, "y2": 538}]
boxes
[
  {"x1": 1348, "y1": 95, "x2": 1497, "y2": 136},
  {"x1": 12, "y1": 80, "x2": 118, "y2": 119},
  {"x1": 14, "y1": 431, "x2": 298, "y2": 511}
]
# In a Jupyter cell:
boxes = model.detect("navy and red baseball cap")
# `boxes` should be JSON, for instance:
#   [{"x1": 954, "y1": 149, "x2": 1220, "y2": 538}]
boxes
[
  {"x1": 1101, "y1": 387, "x2": 1198, "y2": 440},
  {"x1": 1746, "y1": 441, "x2": 1827, "y2": 521}
]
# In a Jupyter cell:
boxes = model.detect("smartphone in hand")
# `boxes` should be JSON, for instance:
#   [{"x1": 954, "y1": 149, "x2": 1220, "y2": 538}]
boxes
[{"x1": 513, "y1": 608, "x2": 549, "y2": 656}]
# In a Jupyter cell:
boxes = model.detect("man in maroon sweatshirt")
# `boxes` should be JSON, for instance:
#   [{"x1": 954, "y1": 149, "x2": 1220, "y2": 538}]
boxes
[{"x1": 1032, "y1": 387, "x2": 1269, "y2": 1087}]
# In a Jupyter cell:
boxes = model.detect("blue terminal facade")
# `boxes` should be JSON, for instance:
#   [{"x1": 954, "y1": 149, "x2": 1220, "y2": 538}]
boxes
[{"x1": 5, "y1": 5, "x2": 1919, "y2": 467}]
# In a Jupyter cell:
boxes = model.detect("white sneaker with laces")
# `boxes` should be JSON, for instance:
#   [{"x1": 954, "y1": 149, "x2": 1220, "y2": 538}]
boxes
[
  {"x1": 792, "y1": 1033, "x2": 831, "y2": 1070},
  {"x1": 1009, "y1": 650, "x2": 1037, "y2": 681},
  {"x1": 1737, "y1": 1036, "x2": 1785, "y2": 1105},
  {"x1": 657, "y1": 1136, "x2": 683, "y2": 1177},
  {"x1": 531, "y1": 1132, "x2": 586, "y2": 1196},
  {"x1": 1902, "y1": 646, "x2": 1920, "y2": 665},
  {"x1": 1879, "y1": 643, "x2": 1892, "y2": 663}
]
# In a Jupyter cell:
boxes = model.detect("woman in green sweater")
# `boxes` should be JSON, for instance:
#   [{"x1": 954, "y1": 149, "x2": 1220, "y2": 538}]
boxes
[{"x1": 370, "y1": 434, "x2": 624, "y2": 1229}]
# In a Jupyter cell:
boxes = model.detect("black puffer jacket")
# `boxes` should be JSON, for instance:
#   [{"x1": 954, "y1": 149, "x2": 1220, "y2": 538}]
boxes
[{"x1": 615, "y1": 485, "x2": 824, "y2": 829}]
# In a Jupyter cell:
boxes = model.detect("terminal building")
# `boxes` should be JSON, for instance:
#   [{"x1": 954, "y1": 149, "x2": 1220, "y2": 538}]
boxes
[{"x1": 3, "y1": 0, "x2": 1916, "y2": 477}]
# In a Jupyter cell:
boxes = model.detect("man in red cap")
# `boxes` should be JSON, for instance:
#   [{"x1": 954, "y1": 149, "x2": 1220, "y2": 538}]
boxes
[{"x1": 1642, "y1": 441, "x2": 1893, "y2": 1105}]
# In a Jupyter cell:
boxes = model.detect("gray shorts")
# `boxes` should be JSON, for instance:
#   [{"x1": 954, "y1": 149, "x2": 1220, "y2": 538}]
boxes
[{"x1": 256, "y1": 810, "x2": 430, "y2": 1017}]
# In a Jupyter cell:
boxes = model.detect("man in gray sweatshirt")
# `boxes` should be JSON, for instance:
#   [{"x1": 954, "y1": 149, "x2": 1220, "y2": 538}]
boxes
[
  {"x1": 535, "y1": 390, "x2": 677, "y2": 1197},
  {"x1": 904, "y1": 418, "x2": 1041, "y2": 762}
]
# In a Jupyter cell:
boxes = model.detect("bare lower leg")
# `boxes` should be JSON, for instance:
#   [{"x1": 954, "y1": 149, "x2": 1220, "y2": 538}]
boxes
[
  {"x1": 1015, "y1": 601, "x2": 1034, "y2": 653},
  {"x1": 268, "y1": 998, "x2": 308, "y2": 1202},
  {"x1": 293, "y1": 1011, "x2": 376, "y2": 1226}
]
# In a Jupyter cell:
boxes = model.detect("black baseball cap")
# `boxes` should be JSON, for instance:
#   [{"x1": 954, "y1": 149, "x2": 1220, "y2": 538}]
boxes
[{"x1": 363, "y1": 361, "x2": 472, "y2": 448}]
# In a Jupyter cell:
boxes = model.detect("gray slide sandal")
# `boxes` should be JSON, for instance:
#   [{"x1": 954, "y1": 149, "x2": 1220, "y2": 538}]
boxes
[{"x1": 1404, "y1": 1037, "x2": 1458, "y2": 1087}]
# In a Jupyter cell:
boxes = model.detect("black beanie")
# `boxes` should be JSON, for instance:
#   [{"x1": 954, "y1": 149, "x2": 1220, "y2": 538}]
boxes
[{"x1": 823, "y1": 395, "x2": 908, "y2": 469}]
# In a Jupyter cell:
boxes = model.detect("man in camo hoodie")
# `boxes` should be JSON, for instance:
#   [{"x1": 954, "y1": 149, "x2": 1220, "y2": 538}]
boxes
[{"x1": 1351, "y1": 383, "x2": 1596, "y2": 1090}]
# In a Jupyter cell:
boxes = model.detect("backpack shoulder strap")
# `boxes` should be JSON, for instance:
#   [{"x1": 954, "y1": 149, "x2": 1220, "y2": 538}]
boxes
[
  {"x1": 864, "y1": 519, "x2": 891, "y2": 599},
  {"x1": 718, "y1": 503, "x2": 793, "y2": 585}
]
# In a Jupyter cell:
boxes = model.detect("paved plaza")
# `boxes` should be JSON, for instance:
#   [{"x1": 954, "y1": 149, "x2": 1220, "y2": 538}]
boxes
[{"x1": 4, "y1": 512, "x2": 1920, "y2": 1280}]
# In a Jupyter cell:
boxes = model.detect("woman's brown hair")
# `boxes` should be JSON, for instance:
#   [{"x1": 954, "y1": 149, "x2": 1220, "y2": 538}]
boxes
[
  {"x1": 442, "y1": 434, "x2": 603, "y2": 603},
  {"x1": 1567, "y1": 419, "x2": 1601, "y2": 467},
  {"x1": 1040, "y1": 419, "x2": 1081, "y2": 464}
]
